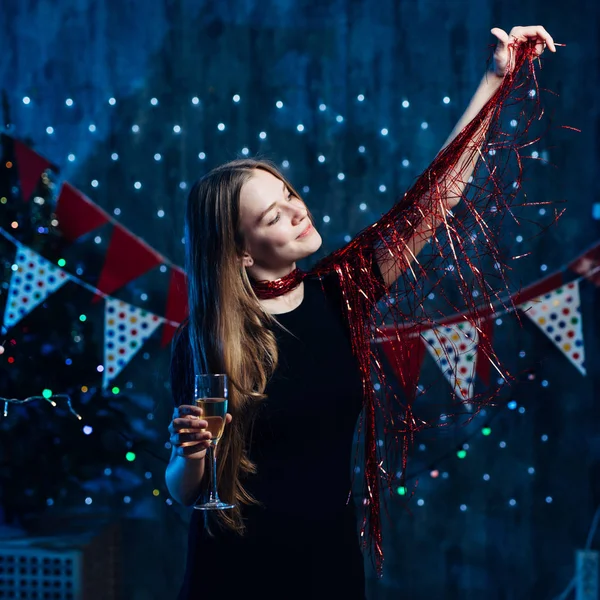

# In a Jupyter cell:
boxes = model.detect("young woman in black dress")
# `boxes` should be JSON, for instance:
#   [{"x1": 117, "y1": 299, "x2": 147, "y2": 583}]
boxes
[{"x1": 165, "y1": 26, "x2": 555, "y2": 600}]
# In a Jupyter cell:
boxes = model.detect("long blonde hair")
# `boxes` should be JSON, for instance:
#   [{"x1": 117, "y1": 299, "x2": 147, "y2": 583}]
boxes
[{"x1": 178, "y1": 158, "x2": 306, "y2": 533}]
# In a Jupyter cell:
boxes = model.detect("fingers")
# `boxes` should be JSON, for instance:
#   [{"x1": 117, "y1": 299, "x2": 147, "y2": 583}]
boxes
[
  {"x1": 508, "y1": 25, "x2": 556, "y2": 53},
  {"x1": 174, "y1": 404, "x2": 206, "y2": 419},
  {"x1": 171, "y1": 428, "x2": 212, "y2": 444},
  {"x1": 168, "y1": 417, "x2": 208, "y2": 434},
  {"x1": 534, "y1": 26, "x2": 556, "y2": 52},
  {"x1": 490, "y1": 28, "x2": 509, "y2": 46},
  {"x1": 168, "y1": 408, "x2": 233, "y2": 456},
  {"x1": 525, "y1": 26, "x2": 555, "y2": 53}
]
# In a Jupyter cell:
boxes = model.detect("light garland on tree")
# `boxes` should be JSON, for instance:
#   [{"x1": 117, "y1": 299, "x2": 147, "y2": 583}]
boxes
[{"x1": 0, "y1": 390, "x2": 80, "y2": 419}]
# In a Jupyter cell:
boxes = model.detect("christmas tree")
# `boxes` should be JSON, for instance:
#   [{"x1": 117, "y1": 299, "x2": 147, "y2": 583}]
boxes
[{"x1": 0, "y1": 134, "x2": 164, "y2": 531}]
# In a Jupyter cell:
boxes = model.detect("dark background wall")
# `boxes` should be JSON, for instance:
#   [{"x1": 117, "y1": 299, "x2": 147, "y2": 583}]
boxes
[{"x1": 0, "y1": 1, "x2": 598, "y2": 599}]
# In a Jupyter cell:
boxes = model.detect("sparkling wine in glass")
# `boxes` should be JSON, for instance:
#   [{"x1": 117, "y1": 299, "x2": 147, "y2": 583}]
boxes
[{"x1": 193, "y1": 374, "x2": 235, "y2": 511}]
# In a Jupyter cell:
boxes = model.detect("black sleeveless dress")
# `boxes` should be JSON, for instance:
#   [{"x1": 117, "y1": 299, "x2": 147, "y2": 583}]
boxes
[{"x1": 171, "y1": 261, "x2": 385, "y2": 600}]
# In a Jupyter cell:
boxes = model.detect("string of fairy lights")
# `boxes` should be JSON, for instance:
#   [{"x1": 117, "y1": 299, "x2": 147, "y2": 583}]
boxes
[
  {"x1": 1, "y1": 76, "x2": 596, "y2": 522},
  {"x1": 0, "y1": 390, "x2": 80, "y2": 419},
  {"x1": 14, "y1": 89, "x2": 570, "y2": 249}
]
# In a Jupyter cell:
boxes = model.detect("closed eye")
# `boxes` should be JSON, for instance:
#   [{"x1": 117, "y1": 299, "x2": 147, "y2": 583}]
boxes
[{"x1": 267, "y1": 191, "x2": 295, "y2": 225}]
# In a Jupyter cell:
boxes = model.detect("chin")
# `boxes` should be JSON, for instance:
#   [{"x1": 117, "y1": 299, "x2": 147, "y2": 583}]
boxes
[
  {"x1": 304, "y1": 229, "x2": 323, "y2": 256},
  {"x1": 297, "y1": 230, "x2": 322, "y2": 258}
]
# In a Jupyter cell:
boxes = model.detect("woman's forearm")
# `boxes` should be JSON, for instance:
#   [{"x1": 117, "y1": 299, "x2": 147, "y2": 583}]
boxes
[
  {"x1": 378, "y1": 70, "x2": 506, "y2": 286},
  {"x1": 165, "y1": 451, "x2": 208, "y2": 506},
  {"x1": 442, "y1": 68, "x2": 504, "y2": 151},
  {"x1": 407, "y1": 71, "x2": 504, "y2": 258},
  {"x1": 439, "y1": 69, "x2": 504, "y2": 206}
]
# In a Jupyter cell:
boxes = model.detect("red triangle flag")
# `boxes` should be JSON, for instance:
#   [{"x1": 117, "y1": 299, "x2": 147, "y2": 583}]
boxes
[
  {"x1": 94, "y1": 224, "x2": 164, "y2": 299},
  {"x1": 380, "y1": 328, "x2": 426, "y2": 403},
  {"x1": 55, "y1": 183, "x2": 110, "y2": 241},
  {"x1": 13, "y1": 139, "x2": 56, "y2": 202},
  {"x1": 161, "y1": 267, "x2": 189, "y2": 347},
  {"x1": 475, "y1": 318, "x2": 494, "y2": 386},
  {"x1": 568, "y1": 242, "x2": 600, "y2": 287}
]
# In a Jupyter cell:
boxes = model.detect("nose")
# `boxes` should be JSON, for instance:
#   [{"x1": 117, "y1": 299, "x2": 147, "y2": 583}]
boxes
[{"x1": 291, "y1": 202, "x2": 308, "y2": 225}]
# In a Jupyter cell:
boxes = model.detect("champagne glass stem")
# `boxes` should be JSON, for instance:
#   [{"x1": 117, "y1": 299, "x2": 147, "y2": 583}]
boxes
[{"x1": 209, "y1": 443, "x2": 218, "y2": 504}]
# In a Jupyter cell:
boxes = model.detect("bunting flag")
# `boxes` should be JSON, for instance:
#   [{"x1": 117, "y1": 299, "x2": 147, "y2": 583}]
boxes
[
  {"x1": 422, "y1": 321, "x2": 479, "y2": 401},
  {"x1": 0, "y1": 227, "x2": 592, "y2": 394},
  {"x1": 4, "y1": 135, "x2": 594, "y2": 397},
  {"x1": 103, "y1": 299, "x2": 163, "y2": 388},
  {"x1": 55, "y1": 183, "x2": 110, "y2": 242},
  {"x1": 161, "y1": 268, "x2": 188, "y2": 347},
  {"x1": 519, "y1": 281, "x2": 586, "y2": 375},
  {"x1": 475, "y1": 318, "x2": 494, "y2": 387},
  {"x1": 379, "y1": 328, "x2": 426, "y2": 403},
  {"x1": 2, "y1": 246, "x2": 69, "y2": 330},
  {"x1": 95, "y1": 225, "x2": 164, "y2": 300},
  {"x1": 12, "y1": 138, "x2": 57, "y2": 202},
  {"x1": 569, "y1": 242, "x2": 600, "y2": 287}
]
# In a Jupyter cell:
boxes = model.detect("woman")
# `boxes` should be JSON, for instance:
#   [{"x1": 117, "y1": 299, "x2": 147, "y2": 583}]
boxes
[{"x1": 166, "y1": 26, "x2": 556, "y2": 600}]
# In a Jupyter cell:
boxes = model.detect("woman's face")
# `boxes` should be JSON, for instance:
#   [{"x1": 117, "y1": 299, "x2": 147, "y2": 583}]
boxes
[{"x1": 238, "y1": 169, "x2": 322, "y2": 276}]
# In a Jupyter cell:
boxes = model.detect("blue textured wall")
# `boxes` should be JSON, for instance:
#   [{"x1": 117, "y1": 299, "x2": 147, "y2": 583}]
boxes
[{"x1": 1, "y1": 1, "x2": 599, "y2": 598}]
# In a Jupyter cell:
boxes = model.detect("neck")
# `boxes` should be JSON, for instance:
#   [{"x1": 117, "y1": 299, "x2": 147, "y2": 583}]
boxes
[
  {"x1": 247, "y1": 262, "x2": 297, "y2": 282},
  {"x1": 250, "y1": 266, "x2": 307, "y2": 300}
]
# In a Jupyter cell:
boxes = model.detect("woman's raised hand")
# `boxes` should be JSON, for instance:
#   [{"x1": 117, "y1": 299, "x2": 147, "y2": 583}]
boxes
[{"x1": 491, "y1": 26, "x2": 557, "y2": 77}]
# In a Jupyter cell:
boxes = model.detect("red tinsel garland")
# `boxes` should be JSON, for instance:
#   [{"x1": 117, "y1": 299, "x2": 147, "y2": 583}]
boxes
[{"x1": 252, "y1": 42, "x2": 554, "y2": 577}]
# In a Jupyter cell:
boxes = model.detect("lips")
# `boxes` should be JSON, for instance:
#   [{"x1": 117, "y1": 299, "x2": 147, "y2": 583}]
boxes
[{"x1": 297, "y1": 223, "x2": 313, "y2": 239}]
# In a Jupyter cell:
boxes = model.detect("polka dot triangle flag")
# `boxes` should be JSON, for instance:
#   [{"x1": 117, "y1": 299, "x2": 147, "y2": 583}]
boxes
[
  {"x1": 519, "y1": 281, "x2": 586, "y2": 375},
  {"x1": 422, "y1": 321, "x2": 479, "y2": 401},
  {"x1": 103, "y1": 298, "x2": 163, "y2": 388},
  {"x1": 3, "y1": 245, "x2": 69, "y2": 330}
]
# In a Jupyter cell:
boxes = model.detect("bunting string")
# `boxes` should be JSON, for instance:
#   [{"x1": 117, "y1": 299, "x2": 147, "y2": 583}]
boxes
[{"x1": 2, "y1": 225, "x2": 596, "y2": 392}]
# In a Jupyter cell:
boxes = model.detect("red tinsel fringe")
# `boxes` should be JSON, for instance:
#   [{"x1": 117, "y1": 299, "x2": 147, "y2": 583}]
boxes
[{"x1": 253, "y1": 42, "x2": 553, "y2": 577}]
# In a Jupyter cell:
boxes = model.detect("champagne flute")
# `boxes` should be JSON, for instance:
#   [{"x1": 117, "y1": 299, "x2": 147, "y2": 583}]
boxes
[{"x1": 193, "y1": 374, "x2": 235, "y2": 511}]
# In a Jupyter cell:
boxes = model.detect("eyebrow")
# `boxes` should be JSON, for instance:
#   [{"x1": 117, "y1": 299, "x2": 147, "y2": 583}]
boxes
[{"x1": 256, "y1": 181, "x2": 287, "y2": 223}]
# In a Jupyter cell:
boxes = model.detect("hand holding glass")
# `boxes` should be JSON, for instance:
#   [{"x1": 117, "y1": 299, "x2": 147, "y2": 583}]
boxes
[{"x1": 193, "y1": 374, "x2": 235, "y2": 511}]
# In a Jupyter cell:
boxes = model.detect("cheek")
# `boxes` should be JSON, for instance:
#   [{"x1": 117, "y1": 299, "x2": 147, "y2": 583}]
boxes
[
  {"x1": 264, "y1": 226, "x2": 295, "y2": 248},
  {"x1": 251, "y1": 228, "x2": 293, "y2": 255}
]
